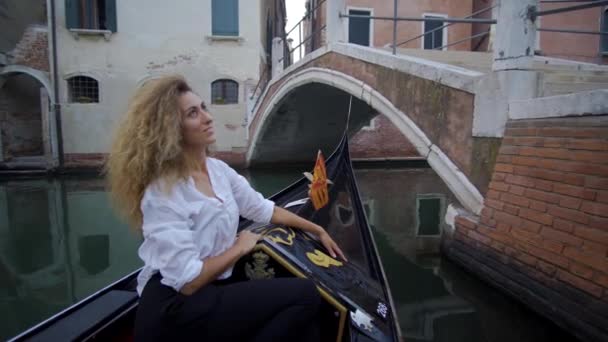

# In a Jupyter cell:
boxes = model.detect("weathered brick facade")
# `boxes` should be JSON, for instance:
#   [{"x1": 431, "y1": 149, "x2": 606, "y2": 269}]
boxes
[
  {"x1": 446, "y1": 115, "x2": 608, "y2": 342},
  {"x1": 350, "y1": 115, "x2": 420, "y2": 159},
  {"x1": 10, "y1": 25, "x2": 49, "y2": 71},
  {"x1": 0, "y1": 75, "x2": 44, "y2": 159}
]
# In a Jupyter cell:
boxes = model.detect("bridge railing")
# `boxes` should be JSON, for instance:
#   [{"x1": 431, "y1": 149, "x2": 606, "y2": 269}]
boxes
[
  {"x1": 337, "y1": 0, "x2": 608, "y2": 55},
  {"x1": 249, "y1": 0, "x2": 327, "y2": 110},
  {"x1": 250, "y1": 0, "x2": 608, "y2": 116},
  {"x1": 279, "y1": 0, "x2": 327, "y2": 68}
]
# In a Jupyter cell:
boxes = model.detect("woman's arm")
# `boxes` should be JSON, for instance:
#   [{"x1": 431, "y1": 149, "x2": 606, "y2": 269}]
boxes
[
  {"x1": 180, "y1": 231, "x2": 260, "y2": 295},
  {"x1": 270, "y1": 206, "x2": 347, "y2": 261}
]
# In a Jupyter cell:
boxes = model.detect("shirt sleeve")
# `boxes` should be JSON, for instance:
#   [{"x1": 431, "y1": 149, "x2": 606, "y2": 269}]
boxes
[
  {"x1": 220, "y1": 160, "x2": 275, "y2": 223},
  {"x1": 138, "y1": 191, "x2": 203, "y2": 293}
]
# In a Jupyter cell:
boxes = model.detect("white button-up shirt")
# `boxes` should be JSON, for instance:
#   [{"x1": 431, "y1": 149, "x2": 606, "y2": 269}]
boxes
[{"x1": 136, "y1": 158, "x2": 275, "y2": 295}]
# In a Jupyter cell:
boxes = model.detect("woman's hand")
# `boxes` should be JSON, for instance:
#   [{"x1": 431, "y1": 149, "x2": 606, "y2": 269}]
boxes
[
  {"x1": 319, "y1": 231, "x2": 347, "y2": 261},
  {"x1": 235, "y1": 231, "x2": 262, "y2": 257}
]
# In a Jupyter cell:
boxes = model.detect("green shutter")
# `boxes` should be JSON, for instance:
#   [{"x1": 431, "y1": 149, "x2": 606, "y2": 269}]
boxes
[
  {"x1": 105, "y1": 0, "x2": 117, "y2": 32},
  {"x1": 418, "y1": 198, "x2": 441, "y2": 235},
  {"x1": 65, "y1": 0, "x2": 80, "y2": 29},
  {"x1": 212, "y1": 0, "x2": 239, "y2": 36}
]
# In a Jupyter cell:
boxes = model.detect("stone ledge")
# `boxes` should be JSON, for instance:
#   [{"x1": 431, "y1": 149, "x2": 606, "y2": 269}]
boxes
[{"x1": 510, "y1": 89, "x2": 608, "y2": 120}]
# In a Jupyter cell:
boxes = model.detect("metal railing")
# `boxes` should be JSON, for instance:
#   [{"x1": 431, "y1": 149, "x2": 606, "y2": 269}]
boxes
[
  {"x1": 279, "y1": 0, "x2": 327, "y2": 67},
  {"x1": 337, "y1": 0, "x2": 608, "y2": 54},
  {"x1": 338, "y1": 12, "x2": 496, "y2": 54},
  {"x1": 249, "y1": 65, "x2": 270, "y2": 104},
  {"x1": 396, "y1": 4, "x2": 496, "y2": 51},
  {"x1": 250, "y1": 0, "x2": 327, "y2": 108},
  {"x1": 251, "y1": 0, "x2": 608, "y2": 110},
  {"x1": 529, "y1": 0, "x2": 608, "y2": 39}
]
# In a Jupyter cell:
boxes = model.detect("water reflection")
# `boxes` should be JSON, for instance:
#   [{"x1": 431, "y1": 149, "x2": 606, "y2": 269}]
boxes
[
  {"x1": 355, "y1": 167, "x2": 578, "y2": 342},
  {"x1": 0, "y1": 167, "x2": 580, "y2": 341},
  {"x1": 0, "y1": 177, "x2": 142, "y2": 340}
]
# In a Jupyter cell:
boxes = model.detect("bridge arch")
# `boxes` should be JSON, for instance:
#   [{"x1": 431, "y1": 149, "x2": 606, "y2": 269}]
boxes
[{"x1": 248, "y1": 67, "x2": 483, "y2": 214}]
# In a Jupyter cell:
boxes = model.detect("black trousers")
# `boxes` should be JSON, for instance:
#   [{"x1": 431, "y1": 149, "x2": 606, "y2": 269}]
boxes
[{"x1": 134, "y1": 274, "x2": 322, "y2": 341}]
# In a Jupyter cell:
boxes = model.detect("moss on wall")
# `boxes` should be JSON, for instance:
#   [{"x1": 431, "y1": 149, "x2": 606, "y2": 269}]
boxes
[{"x1": 471, "y1": 137, "x2": 502, "y2": 195}]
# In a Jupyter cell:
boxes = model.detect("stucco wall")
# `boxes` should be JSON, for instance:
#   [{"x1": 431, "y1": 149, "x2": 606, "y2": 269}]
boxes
[{"x1": 54, "y1": 0, "x2": 265, "y2": 155}]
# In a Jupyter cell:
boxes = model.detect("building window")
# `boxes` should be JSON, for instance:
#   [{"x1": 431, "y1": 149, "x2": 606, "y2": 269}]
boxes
[
  {"x1": 212, "y1": 0, "x2": 239, "y2": 36},
  {"x1": 348, "y1": 9, "x2": 372, "y2": 46},
  {"x1": 67, "y1": 76, "x2": 99, "y2": 103},
  {"x1": 211, "y1": 79, "x2": 238, "y2": 104},
  {"x1": 422, "y1": 14, "x2": 447, "y2": 50},
  {"x1": 65, "y1": 0, "x2": 117, "y2": 32},
  {"x1": 602, "y1": 9, "x2": 608, "y2": 55},
  {"x1": 415, "y1": 194, "x2": 445, "y2": 236}
]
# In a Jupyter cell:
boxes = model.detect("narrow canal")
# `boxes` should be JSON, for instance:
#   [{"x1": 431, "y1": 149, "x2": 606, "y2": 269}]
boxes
[{"x1": 0, "y1": 164, "x2": 579, "y2": 341}]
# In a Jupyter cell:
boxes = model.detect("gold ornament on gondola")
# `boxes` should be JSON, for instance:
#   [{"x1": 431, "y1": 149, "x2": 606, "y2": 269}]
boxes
[
  {"x1": 306, "y1": 249, "x2": 343, "y2": 268},
  {"x1": 245, "y1": 251, "x2": 275, "y2": 280},
  {"x1": 304, "y1": 150, "x2": 333, "y2": 210}
]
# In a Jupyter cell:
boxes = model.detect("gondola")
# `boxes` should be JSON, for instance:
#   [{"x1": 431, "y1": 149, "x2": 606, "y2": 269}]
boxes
[{"x1": 9, "y1": 136, "x2": 401, "y2": 342}]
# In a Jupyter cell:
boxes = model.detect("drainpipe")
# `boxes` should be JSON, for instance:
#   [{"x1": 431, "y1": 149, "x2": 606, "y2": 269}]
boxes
[{"x1": 50, "y1": 0, "x2": 64, "y2": 169}]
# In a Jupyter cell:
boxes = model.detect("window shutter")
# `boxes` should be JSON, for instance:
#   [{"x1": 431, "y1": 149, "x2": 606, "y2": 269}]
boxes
[
  {"x1": 65, "y1": 0, "x2": 80, "y2": 29},
  {"x1": 348, "y1": 10, "x2": 371, "y2": 46},
  {"x1": 212, "y1": 0, "x2": 239, "y2": 36},
  {"x1": 105, "y1": 0, "x2": 117, "y2": 32},
  {"x1": 424, "y1": 17, "x2": 444, "y2": 50}
]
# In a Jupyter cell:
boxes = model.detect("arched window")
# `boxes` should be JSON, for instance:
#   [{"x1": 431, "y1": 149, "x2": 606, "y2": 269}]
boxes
[
  {"x1": 67, "y1": 76, "x2": 99, "y2": 103},
  {"x1": 211, "y1": 79, "x2": 239, "y2": 104}
]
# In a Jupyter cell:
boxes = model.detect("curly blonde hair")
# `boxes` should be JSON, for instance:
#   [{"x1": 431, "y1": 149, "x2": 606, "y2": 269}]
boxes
[{"x1": 105, "y1": 75, "x2": 200, "y2": 230}]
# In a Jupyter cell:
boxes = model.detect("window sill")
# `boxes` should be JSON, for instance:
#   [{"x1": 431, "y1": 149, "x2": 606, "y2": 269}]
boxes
[
  {"x1": 69, "y1": 29, "x2": 113, "y2": 41},
  {"x1": 206, "y1": 35, "x2": 244, "y2": 44}
]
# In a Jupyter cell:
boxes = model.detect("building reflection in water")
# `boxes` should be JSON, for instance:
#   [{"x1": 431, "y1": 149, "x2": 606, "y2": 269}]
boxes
[
  {"x1": 355, "y1": 167, "x2": 578, "y2": 342},
  {"x1": 0, "y1": 177, "x2": 142, "y2": 340},
  {"x1": 0, "y1": 167, "x2": 580, "y2": 341}
]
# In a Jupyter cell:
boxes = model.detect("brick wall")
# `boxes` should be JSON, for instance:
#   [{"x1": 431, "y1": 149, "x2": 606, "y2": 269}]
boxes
[
  {"x1": 350, "y1": 115, "x2": 420, "y2": 159},
  {"x1": 0, "y1": 75, "x2": 44, "y2": 158},
  {"x1": 445, "y1": 115, "x2": 608, "y2": 342},
  {"x1": 10, "y1": 26, "x2": 49, "y2": 71}
]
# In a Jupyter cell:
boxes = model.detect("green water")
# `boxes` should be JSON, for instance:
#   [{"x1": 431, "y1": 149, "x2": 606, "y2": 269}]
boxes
[{"x1": 0, "y1": 167, "x2": 578, "y2": 341}]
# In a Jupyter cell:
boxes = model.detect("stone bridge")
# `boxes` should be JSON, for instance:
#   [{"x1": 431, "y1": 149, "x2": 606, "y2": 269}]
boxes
[
  {"x1": 247, "y1": 43, "x2": 490, "y2": 215},
  {"x1": 246, "y1": 40, "x2": 608, "y2": 217}
]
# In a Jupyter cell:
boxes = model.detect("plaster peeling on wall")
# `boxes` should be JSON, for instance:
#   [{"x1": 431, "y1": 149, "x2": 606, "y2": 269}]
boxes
[
  {"x1": 146, "y1": 52, "x2": 199, "y2": 70},
  {"x1": 225, "y1": 124, "x2": 238, "y2": 131}
]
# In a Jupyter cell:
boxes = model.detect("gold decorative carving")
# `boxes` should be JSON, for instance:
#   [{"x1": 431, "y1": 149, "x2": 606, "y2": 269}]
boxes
[{"x1": 306, "y1": 249, "x2": 344, "y2": 268}]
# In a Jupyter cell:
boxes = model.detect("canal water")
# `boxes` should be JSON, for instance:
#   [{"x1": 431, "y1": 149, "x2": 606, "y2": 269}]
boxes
[{"x1": 0, "y1": 165, "x2": 579, "y2": 341}]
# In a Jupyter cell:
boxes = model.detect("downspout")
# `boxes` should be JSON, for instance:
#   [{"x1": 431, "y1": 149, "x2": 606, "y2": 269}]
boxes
[{"x1": 50, "y1": 0, "x2": 64, "y2": 169}]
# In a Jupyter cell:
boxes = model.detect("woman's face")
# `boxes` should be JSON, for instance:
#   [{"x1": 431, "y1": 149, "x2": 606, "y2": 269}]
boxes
[{"x1": 179, "y1": 91, "x2": 216, "y2": 148}]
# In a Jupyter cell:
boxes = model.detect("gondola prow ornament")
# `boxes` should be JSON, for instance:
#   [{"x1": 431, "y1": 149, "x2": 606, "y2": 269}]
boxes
[{"x1": 304, "y1": 150, "x2": 333, "y2": 210}]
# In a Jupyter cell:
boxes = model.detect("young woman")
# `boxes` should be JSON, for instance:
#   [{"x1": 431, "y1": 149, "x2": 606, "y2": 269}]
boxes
[{"x1": 106, "y1": 75, "x2": 346, "y2": 341}]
